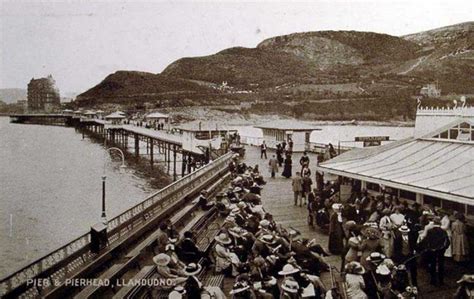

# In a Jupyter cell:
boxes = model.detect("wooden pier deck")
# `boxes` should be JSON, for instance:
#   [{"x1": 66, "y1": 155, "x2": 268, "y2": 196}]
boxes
[{"x1": 241, "y1": 145, "x2": 342, "y2": 291}]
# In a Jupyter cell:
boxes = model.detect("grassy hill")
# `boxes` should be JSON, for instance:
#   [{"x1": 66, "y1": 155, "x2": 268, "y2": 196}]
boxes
[{"x1": 76, "y1": 22, "x2": 473, "y2": 119}]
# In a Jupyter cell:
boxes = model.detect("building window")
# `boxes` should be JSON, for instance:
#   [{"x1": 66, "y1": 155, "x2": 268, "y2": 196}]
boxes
[
  {"x1": 441, "y1": 200, "x2": 465, "y2": 214},
  {"x1": 424, "y1": 195, "x2": 441, "y2": 207},
  {"x1": 367, "y1": 183, "x2": 380, "y2": 192},
  {"x1": 399, "y1": 190, "x2": 416, "y2": 201},
  {"x1": 467, "y1": 205, "x2": 474, "y2": 216}
]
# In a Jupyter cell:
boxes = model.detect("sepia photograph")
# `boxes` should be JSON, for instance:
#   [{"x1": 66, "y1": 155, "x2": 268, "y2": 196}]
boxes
[{"x1": 0, "y1": 0, "x2": 473, "y2": 298}]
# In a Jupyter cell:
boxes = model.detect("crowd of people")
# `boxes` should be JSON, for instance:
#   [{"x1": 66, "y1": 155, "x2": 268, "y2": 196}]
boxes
[
  {"x1": 155, "y1": 155, "x2": 343, "y2": 298},
  {"x1": 151, "y1": 148, "x2": 472, "y2": 299},
  {"x1": 308, "y1": 180, "x2": 471, "y2": 298}
]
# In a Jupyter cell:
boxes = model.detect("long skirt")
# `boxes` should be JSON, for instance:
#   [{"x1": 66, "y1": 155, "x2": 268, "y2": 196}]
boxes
[{"x1": 282, "y1": 165, "x2": 292, "y2": 178}]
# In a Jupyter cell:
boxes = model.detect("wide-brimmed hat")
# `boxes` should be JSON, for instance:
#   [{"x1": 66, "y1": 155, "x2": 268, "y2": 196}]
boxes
[
  {"x1": 375, "y1": 264, "x2": 391, "y2": 276},
  {"x1": 332, "y1": 203, "x2": 343, "y2": 212},
  {"x1": 281, "y1": 277, "x2": 299, "y2": 293},
  {"x1": 153, "y1": 253, "x2": 171, "y2": 266},
  {"x1": 237, "y1": 201, "x2": 246, "y2": 208},
  {"x1": 366, "y1": 252, "x2": 386, "y2": 264},
  {"x1": 215, "y1": 233, "x2": 232, "y2": 245},
  {"x1": 259, "y1": 219, "x2": 270, "y2": 228},
  {"x1": 381, "y1": 258, "x2": 395, "y2": 270},
  {"x1": 184, "y1": 263, "x2": 202, "y2": 276},
  {"x1": 399, "y1": 225, "x2": 410, "y2": 233},
  {"x1": 278, "y1": 264, "x2": 300, "y2": 275},
  {"x1": 229, "y1": 282, "x2": 250, "y2": 294},
  {"x1": 361, "y1": 226, "x2": 382, "y2": 239},
  {"x1": 345, "y1": 261, "x2": 365, "y2": 275},
  {"x1": 259, "y1": 234, "x2": 276, "y2": 245},
  {"x1": 344, "y1": 220, "x2": 358, "y2": 232},
  {"x1": 229, "y1": 226, "x2": 247, "y2": 238},
  {"x1": 168, "y1": 286, "x2": 186, "y2": 299},
  {"x1": 364, "y1": 222, "x2": 379, "y2": 228},
  {"x1": 457, "y1": 274, "x2": 474, "y2": 284},
  {"x1": 233, "y1": 186, "x2": 243, "y2": 193}
]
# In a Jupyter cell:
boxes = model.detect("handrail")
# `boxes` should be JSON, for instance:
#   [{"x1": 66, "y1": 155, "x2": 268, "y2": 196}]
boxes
[{"x1": 0, "y1": 151, "x2": 234, "y2": 297}]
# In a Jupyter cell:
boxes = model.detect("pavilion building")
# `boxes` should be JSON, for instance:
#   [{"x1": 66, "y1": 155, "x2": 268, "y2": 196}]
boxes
[
  {"x1": 316, "y1": 105, "x2": 474, "y2": 218},
  {"x1": 255, "y1": 120, "x2": 320, "y2": 152}
]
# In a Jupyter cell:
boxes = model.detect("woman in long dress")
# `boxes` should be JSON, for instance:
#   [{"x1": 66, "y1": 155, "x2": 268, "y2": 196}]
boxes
[
  {"x1": 451, "y1": 213, "x2": 470, "y2": 262},
  {"x1": 282, "y1": 154, "x2": 292, "y2": 178},
  {"x1": 328, "y1": 204, "x2": 344, "y2": 255}
]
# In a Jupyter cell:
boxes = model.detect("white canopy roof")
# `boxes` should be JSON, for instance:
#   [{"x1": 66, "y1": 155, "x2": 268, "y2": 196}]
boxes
[
  {"x1": 317, "y1": 138, "x2": 474, "y2": 205},
  {"x1": 145, "y1": 112, "x2": 169, "y2": 119},
  {"x1": 105, "y1": 112, "x2": 126, "y2": 119}
]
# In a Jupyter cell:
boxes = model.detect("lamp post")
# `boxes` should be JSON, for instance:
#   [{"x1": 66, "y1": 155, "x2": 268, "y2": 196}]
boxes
[{"x1": 101, "y1": 147, "x2": 126, "y2": 225}]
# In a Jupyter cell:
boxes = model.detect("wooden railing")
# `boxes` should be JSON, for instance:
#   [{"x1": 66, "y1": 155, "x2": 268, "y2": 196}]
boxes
[{"x1": 0, "y1": 152, "x2": 233, "y2": 298}]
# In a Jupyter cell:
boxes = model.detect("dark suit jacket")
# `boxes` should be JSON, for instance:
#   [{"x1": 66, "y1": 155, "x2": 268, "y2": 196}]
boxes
[{"x1": 418, "y1": 226, "x2": 450, "y2": 252}]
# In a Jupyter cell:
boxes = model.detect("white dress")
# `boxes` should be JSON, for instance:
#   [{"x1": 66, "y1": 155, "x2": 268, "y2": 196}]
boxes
[
  {"x1": 441, "y1": 215, "x2": 452, "y2": 257},
  {"x1": 345, "y1": 273, "x2": 368, "y2": 299}
]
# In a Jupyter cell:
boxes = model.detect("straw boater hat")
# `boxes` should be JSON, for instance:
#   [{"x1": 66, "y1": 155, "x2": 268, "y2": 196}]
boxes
[
  {"x1": 281, "y1": 277, "x2": 300, "y2": 293},
  {"x1": 237, "y1": 201, "x2": 247, "y2": 208},
  {"x1": 278, "y1": 264, "x2": 300, "y2": 276},
  {"x1": 366, "y1": 252, "x2": 386, "y2": 264},
  {"x1": 229, "y1": 282, "x2": 250, "y2": 295},
  {"x1": 375, "y1": 264, "x2": 391, "y2": 276},
  {"x1": 153, "y1": 253, "x2": 171, "y2": 266},
  {"x1": 259, "y1": 234, "x2": 277, "y2": 245},
  {"x1": 344, "y1": 261, "x2": 365, "y2": 275},
  {"x1": 399, "y1": 225, "x2": 410, "y2": 233},
  {"x1": 214, "y1": 233, "x2": 232, "y2": 245},
  {"x1": 361, "y1": 226, "x2": 382, "y2": 239},
  {"x1": 183, "y1": 263, "x2": 202, "y2": 276},
  {"x1": 233, "y1": 187, "x2": 243, "y2": 193}
]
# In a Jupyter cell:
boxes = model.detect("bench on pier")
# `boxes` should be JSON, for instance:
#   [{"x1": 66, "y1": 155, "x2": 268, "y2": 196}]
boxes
[
  {"x1": 128, "y1": 204, "x2": 226, "y2": 299},
  {"x1": 72, "y1": 173, "x2": 229, "y2": 299},
  {"x1": 91, "y1": 175, "x2": 229, "y2": 299},
  {"x1": 111, "y1": 265, "x2": 155, "y2": 299}
]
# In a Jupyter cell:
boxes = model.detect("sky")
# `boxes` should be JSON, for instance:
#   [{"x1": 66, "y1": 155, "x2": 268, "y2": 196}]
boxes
[{"x1": 0, "y1": 0, "x2": 472, "y2": 94}]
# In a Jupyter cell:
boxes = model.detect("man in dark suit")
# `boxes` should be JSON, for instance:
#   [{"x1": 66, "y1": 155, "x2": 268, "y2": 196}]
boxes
[
  {"x1": 393, "y1": 225, "x2": 418, "y2": 286},
  {"x1": 418, "y1": 217, "x2": 450, "y2": 286},
  {"x1": 260, "y1": 141, "x2": 268, "y2": 159},
  {"x1": 178, "y1": 231, "x2": 206, "y2": 264},
  {"x1": 352, "y1": 202, "x2": 367, "y2": 224}
]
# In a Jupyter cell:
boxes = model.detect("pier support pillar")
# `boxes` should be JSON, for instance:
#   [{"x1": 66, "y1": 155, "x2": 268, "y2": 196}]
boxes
[
  {"x1": 173, "y1": 146, "x2": 177, "y2": 181},
  {"x1": 182, "y1": 152, "x2": 187, "y2": 177},
  {"x1": 150, "y1": 138, "x2": 154, "y2": 168},
  {"x1": 167, "y1": 143, "x2": 171, "y2": 174},
  {"x1": 134, "y1": 133, "x2": 139, "y2": 158}
]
